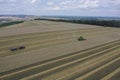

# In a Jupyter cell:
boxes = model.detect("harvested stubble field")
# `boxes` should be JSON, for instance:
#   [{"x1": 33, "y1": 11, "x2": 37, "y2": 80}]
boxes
[{"x1": 0, "y1": 20, "x2": 120, "y2": 80}]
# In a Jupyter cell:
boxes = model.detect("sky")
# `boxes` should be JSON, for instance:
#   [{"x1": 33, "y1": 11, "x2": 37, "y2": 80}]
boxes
[{"x1": 0, "y1": 0, "x2": 120, "y2": 17}]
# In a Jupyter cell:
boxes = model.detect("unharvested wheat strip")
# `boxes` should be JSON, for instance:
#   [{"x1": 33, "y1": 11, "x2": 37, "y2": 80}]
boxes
[
  {"x1": 20, "y1": 46, "x2": 120, "y2": 80},
  {"x1": 75, "y1": 55, "x2": 120, "y2": 80},
  {"x1": 101, "y1": 67, "x2": 120, "y2": 80}
]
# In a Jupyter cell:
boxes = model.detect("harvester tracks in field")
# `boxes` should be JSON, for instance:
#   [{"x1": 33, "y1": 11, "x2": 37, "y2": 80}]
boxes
[
  {"x1": 0, "y1": 40, "x2": 120, "y2": 80},
  {"x1": 0, "y1": 28, "x2": 120, "y2": 57}
]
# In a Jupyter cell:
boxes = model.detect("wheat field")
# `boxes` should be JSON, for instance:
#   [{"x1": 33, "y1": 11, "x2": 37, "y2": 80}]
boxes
[{"x1": 0, "y1": 20, "x2": 120, "y2": 80}]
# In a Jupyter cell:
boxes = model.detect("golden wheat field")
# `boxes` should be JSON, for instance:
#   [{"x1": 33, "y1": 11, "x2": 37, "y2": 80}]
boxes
[{"x1": 0, "y1": 20, "x2": 120, "y2": 80}]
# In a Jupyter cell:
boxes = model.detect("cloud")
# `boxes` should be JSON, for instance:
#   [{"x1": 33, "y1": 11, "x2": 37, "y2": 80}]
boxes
[
  {"x1": 81, "y1": 0, "x2": 99, "y2": 8},
  {"x1": 44, "y1": 0, "x2": 100, "y2": 10},
  {"x1": 60, "y1": 1, "x2": 72, "y2": 5},
  {"x1": 0, "y1": 0, "x2": 119, "y2": 17},
  {"x1": 47, "y1": 2, "x2": 54, "y2": 6},
  {"x1": 46, "y1": 6, "x2": 60, "y2": 10},
  {"x1": 31, "y1": 0, "x2": 37, "y2": 4}
]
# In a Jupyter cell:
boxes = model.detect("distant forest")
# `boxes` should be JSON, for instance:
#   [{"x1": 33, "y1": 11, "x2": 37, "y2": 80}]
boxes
[
  {"x1": 0, "y1": 21, "x2": 24, "y2": 28},
  {"x1": 35, "y1": 18, "x2": 120, "y2": 28}
]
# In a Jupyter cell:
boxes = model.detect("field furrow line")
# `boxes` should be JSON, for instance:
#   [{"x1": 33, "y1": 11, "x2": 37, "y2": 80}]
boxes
[
  {"x1": 108, "y1": 70, "x2": 120, "y2": 80},
  {"x1": 0, "y1": 30, "x2": 119, "y2": 57},
  {"x1": 0, "y1": 27, "x2": 107, "y2": 42},
  {"x1": 101, "y1": 67, "x2": 120, "y2": 80},
  {"x1": 0, "y1": 40, "x2": 120, "y2": 80},
  {"x1": 54, "y1": 47, "x2": 120, "y2": 80},
  {"x1": 19, "y1": 44, "x2": 120, "y2": 80},
  {"x1": 75, "y1": 53, "x2": 120, "y2": 80}
]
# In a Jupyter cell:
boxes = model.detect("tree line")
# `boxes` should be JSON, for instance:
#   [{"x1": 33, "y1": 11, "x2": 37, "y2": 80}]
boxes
[
  {"x1": 0, "y1": 21, "x2": 24, "y2": 28},
  {"x1": 35, "y1": 18, "x2": 120, "y2": 28}
]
